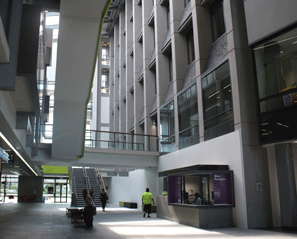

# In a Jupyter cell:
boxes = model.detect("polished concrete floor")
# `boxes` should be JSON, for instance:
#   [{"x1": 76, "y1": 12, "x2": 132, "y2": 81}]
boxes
[{"x1": 0, "y1": 202, "x2": 296, "y2": 239}]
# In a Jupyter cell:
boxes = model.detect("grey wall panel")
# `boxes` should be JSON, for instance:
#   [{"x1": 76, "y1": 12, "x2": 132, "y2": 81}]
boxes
[
  {"x1": 0, "y1": 0, "x2": 23, "y2": 90},
  {"x1": 17, "y1": 4, "x2": 41, "y2": 75},
  {"x1": 18, "y1": 176, "x2": 43, "y2": 202},
  {"x1": 0, "y1": 0, "x2": 10, "y2": 34},
  {"x1": 244, "y1": 0, "x2": 297, "y2": 44}
]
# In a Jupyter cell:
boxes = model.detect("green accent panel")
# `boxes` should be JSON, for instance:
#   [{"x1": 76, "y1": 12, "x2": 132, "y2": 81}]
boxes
[{"x1": 43, "y1": 166, "x2": 69, "y2": 174}]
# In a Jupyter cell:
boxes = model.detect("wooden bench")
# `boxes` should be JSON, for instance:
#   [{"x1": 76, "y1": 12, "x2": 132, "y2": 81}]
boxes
[
  {"x1": 66, "y1": 207, "x2": 84, "y2": 217},
  {"x1": 66, "y1": 207, "x2": 86, "y2": 227},
  {"x1": 72, "y1": 215, "x2": 86, "y2": 228}
]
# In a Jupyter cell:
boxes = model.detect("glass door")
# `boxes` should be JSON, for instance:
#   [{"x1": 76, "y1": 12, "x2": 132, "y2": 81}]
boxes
[{"x1": 54, "y1": 183, "x2": 68, "y2": 203}]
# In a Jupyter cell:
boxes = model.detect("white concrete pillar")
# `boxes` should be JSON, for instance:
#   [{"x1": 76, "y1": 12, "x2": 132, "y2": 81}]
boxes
[
  {"x1": 133, "y1": 0, "x2": 144, "y2": 134},
  {"x1": 113, "y1": 24, "x2": 120, "y2": 132},
  {"x1": 125, "y1": 0, "x2": 134, "y2": 134},
  {"x1": 119, "y1": 10, "x2": 126, "y2": 133},
  {"x1": 109, "y1": 34, "x2": 115, "y2": 132}
]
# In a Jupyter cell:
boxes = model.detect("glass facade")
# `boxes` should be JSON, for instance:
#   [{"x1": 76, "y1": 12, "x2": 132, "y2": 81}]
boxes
[
  {"x1": 166, "y1": 171, "x2": 234, "y2": 206},
  {"x1": 253, "y1": 27, "x2": 297, "y2": 143},
  {"x1": 0, "y1": 175, "x2": 18, "y2": 203},
  {"x1": 202, "y1": 61, "x2": 234, "y2": 140},
  {"x1": 178, "y1": 84, "x2": 199, "y2": 149},
  {"x1": 160, "y1": 101, "x2": 175, "y2": 153}
]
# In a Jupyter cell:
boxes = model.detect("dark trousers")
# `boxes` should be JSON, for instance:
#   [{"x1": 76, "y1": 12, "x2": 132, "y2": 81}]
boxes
[
  {"x1": 143, "y1": 204, "x2": 151, "y2": 214},
  {"x1": 101, "y1": 199, "x2": 106, "y2": 210},
  {"x1": 84, "y1": 205, "x2": 93, "y2": 228}
]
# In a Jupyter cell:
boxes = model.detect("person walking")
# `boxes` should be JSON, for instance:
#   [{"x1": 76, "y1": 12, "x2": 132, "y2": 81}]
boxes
[
  {"x1": 100, "y1": 189, "x2": 108, "y2": 211},
  {"x1": 82, "y1": 189, "x2": 93, "y2": 229},
  {"x1": 142, "y1": 188, "x2": 154, "y2": 218}
]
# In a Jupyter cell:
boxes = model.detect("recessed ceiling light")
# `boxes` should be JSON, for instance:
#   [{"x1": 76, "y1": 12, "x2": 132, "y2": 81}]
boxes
[{"x1": 280, "y1": 51, "x2": 284, "y2": 54}]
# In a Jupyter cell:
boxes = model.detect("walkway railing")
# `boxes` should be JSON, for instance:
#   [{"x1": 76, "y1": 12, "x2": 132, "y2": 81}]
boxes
[{"x1": 85, "y1": 130, "x2": 158, "y2": 152}]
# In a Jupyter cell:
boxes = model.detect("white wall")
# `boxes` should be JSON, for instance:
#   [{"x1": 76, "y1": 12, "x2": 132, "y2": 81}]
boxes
[
  {"x1": 158, "y1": 130, "x2": 248, "y2": 228},
  {"x1": 104, "y1": 168, "x2": 158, "y2": 209},
  {"x1": 101, "y1": 96, "x2": 110, "y2": 124}
]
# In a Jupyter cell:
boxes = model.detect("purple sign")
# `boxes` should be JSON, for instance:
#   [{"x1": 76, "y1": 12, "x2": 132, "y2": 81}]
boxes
[
  {"x1": 168, "y1": 176, "x2": 181, "y2": 203},
  {"x1": 213, "y1": 173, "x2": 233, "y2": 205}
]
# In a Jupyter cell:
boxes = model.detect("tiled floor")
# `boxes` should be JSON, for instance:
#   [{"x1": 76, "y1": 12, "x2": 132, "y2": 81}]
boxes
[{"x1": 0, "y1": 202, "x2": 296, "y2": 239}]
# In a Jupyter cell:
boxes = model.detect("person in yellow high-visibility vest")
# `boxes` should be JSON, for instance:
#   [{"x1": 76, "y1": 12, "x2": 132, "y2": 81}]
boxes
[{"x1": 142, "y1": 188, "x2": 155, "y2": 218}]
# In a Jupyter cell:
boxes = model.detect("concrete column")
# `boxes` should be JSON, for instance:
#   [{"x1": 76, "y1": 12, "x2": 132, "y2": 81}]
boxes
[
  {"x1": 133, "y1": 0, "x2": 144, "y2": 134},
  {"x1": 192, "y1": 2, "x2": 213, "y2": 143},
  {"x1": 143, "y1": 0, "x2": 155, "y2": 145},
  {"x1": 155, "y1": 1, "x2": 170, "y2": 147},
  {"x1": 93, "y1": 55, "x2": 99, "y2": 132},
  {"x1": 119, "y1": 10, "x2": 126, "y2": 133},
  {"x1": 275, "y1": 143, "x2": 297, "y2": 229},
  {"x1": 0, "y1": 0, "x2": 23, "y2": 90},
  {"x1": 170, "y1": 0, "x2": 187, "y2": 150},
  {"x1": 267, "y1": 146, "x2": 282, "y2": 227},
  {"x1": 125, "y1": 0, "x2": 134, "y2": 133},
  {"x1": 113, "y1": 24, "x2": 120, "y2": 132},
  {"x1": 224, "y1": 0, "x2": 272, "y2": 228},
  {"x1": 109, "y1": 34, "x2": 115, "y2": 132}
]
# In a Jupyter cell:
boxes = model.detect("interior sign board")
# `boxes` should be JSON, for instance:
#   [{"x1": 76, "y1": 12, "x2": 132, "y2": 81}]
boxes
[{"x1": 0, "y1": 148, "x2": 9, "y2": 162}]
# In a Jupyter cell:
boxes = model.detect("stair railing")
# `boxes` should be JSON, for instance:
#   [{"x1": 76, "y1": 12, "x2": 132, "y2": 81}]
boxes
[
  {"x1": 73, "y1": 175, "x2": 77, "y2": 196},
  {"x1": 94, "y1": 168, "x2": 100, "y2": 187},
  {"x1": 83, "y1": 167, "x2": 91, "y2": 192},
  {"x1": 96, "y1": 168, "x2": 106, "y2": 192}
]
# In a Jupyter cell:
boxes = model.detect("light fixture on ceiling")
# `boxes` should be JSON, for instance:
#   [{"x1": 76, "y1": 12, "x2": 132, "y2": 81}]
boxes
[{"x1": 0, "y1": 132, "x2": 37, "y2": 176}]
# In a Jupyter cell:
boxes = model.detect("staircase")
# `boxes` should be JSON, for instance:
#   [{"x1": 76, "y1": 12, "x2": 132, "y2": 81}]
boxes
[
  {"x1": 72, "y1": 168, "x2": 88, "y2": 207},
  {"x1": 71, "y1": 167, "x2": 104, "y2": 207},
  {"x1": 86, "y1": 168, "x2": 103, "y2": 207}
]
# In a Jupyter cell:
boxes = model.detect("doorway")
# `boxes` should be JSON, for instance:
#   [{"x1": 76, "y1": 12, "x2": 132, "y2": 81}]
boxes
[
  {"x1": 43, "y1": 177, "x2": 70, "y2": 203},
  {"x1": 54, "y1": 183, "x2": 67, "y2": 203}
]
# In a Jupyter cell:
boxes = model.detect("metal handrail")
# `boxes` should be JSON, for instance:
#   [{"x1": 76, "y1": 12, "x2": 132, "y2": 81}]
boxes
[
  {"x1": 94, "y1": 168, "x2": 100, "y2": 187},
  {"x1": 87, "y1": 129, "x2": 158, "y2": 138},
  {"x1": 179, "y1": 124, "x2": 199, "y2": 135},
  {"x1": 82, "y1": 167, "x2": 90, "y2": 192},
  {"x1": 73, "y1": 175, "x2": 77, "y2": 196}
]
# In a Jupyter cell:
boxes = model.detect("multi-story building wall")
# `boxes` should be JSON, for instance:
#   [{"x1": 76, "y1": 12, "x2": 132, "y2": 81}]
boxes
[
  {"x1": 107, "y1": 0, "x2": 297, "y2": 230},
  {"x1": 0, "y1": 0, "x2": 296, "y2": 232}
]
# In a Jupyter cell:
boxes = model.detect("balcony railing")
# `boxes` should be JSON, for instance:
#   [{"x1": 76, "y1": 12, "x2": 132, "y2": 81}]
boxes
[{"x1": 85, "y1": 130, "x2": 158, "y2": 152}]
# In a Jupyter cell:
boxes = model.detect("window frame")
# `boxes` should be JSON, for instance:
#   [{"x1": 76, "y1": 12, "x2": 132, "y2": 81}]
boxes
[
  {"x1": 210, "y1": 0, "x2": 226, "y2": 42},
  {"x1": 186, "y1": 28, "x2": 195, "y2": 65}
]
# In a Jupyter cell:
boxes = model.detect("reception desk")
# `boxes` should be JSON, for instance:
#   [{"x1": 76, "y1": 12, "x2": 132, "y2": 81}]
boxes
[{"x1": 157, "y1": 196, "x2": 233, "y2": 229}]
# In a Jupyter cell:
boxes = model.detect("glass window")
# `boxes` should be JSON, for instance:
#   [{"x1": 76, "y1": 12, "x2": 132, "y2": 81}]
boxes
[
  {"x1": 253, "y1": 27, "x2": 297, "y2": 143},
  {"x1": 186, "y1": 29, "x2": 195, "y2": 65},
  {"x1": 202, "y1": 61, "x2": 234, "y2": 140},
  {"x1": 158, "y1": 176, "x2": 168, "y2": 196},
  {"x1": 101, "y1": 74, "x2": 109, "y2": 93},
  {"x1": 210, "y1": 0, "x2": 225, "y2": 42},
  {"x1": 167, "y1": 5, "x2": 170, "y2": 30},
  {"x1": 160, "y1": 101, "x2": 175, "y2": 153},
  {"x1": 166, "y1": 171, "x2": 234, "y2": 206},
  {"x1": 178, "y1": 84, "x2": 199, "y2": 149},
  {"x1": 169, "y1": 53, "x2": 173, "y2": 82}
]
